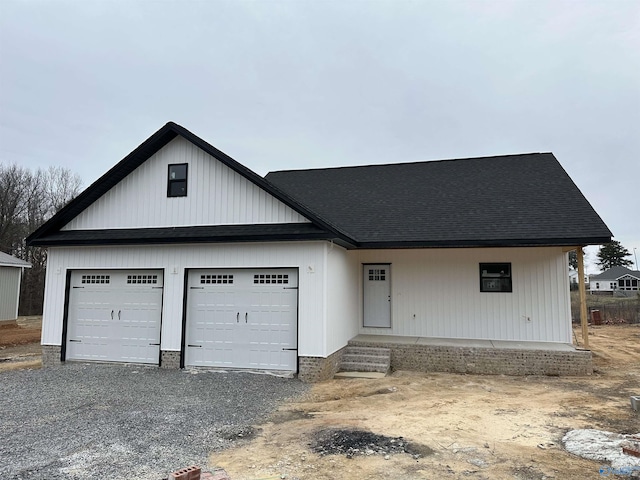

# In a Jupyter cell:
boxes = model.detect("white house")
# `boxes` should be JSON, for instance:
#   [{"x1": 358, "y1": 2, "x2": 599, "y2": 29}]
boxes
[
  {"x1": 27, "y1": 122, "x2": 612, "y2": 380},
  {"x1": 590, "y1": 266, "x2": 640, "y2": 295},
  {"x1": 0, "y1": 251, "x2": 31, "y2": 323},
  {"x1": 569, "y1": 269, "x2": 589, "y2": 289}
]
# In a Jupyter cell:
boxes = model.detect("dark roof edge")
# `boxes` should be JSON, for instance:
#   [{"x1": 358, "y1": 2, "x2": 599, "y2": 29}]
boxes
[
  {"x1": 26, "y1": 122, "x2": 356, "y2": 247},
  {"x1": 550, "y1": 157, "x2": 613, "y2": 239},
  {"x1": 354, "y1": 236, "x2": 613, "y2": 249},
  {"x1": 29, "y1": 232, "x2": 352, "y2": 248},
  {"x1": 267, "y1": 151, "x2": 549, "y2": 175}
]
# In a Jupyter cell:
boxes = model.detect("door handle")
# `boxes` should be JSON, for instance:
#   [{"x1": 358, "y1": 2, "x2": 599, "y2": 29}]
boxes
[
  {"x1": 237, "y1": 312, "x2": 239, "y2": 323},
  {"x1": 111, "y1": 310, "x2": 114, "y2": 319},
  {"x1": 245, "y1": 312, "x2": 248, "y2": 323},
  {"x1": 118, "y1": 310, "x2": 121, "y2": 320}
]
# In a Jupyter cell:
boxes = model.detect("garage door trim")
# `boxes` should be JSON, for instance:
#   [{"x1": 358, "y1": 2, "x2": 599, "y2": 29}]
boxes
[
  {"x1": 62, "y1": 268, "x2": 165, "y2": 365},
  {"x1": 181, "y1": 267, "x2": 299, "y2": 372}
]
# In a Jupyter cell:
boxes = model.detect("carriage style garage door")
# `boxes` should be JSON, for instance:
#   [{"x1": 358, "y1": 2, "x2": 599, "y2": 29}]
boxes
[
  {"x1": 185, "y1": 268, "x2": 298, "y2": 371},
  {"x1": 65, "y1": 270, "x2": 163, "y2": 364}
]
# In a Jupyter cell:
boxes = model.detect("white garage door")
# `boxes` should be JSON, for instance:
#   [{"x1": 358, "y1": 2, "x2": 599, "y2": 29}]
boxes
[
  {"x1": 185, "y1": 268, "x2": 298, "y2": 371},
  {"x1": 66, "y1": 270, "x2": 163, "y2": 364}
]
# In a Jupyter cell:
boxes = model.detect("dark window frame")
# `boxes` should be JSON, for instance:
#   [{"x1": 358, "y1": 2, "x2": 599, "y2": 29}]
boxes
[
  {"x1": 167, "y1": 163, "x2": 188, "y2": 197},
  {"x1": 479, "y1": 262, "x2": 512, "y2": 293}
]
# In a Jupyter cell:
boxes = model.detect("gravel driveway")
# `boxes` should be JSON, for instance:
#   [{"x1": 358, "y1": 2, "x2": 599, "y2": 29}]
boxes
[{"x1": 0, "y1": 363, "x2": 309, "y2": 479}]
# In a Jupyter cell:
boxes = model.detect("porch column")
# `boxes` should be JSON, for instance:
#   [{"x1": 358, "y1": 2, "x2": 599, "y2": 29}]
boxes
[{"x1": 577, "y1": 247, "x2": 589, "y2": 349}]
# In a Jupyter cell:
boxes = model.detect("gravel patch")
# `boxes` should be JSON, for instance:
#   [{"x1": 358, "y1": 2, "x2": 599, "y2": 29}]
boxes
[{"x1": 0, "y1": 363, "x2": 309, "y2": 479}]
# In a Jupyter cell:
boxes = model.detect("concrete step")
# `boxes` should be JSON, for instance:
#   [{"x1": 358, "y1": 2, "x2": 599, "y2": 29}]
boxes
[
  {"x1": 341, "y1": 353, "x2": 389, "y2": 364},
  {"x1": 339, "y1": 361, "x2": 390, "y2": 373},
  {"x1": 343, "y1": 346, "x2": 390, "y2": 356},
  {"x1": 337, "y1": 345, "x2": 391, "y2": 375}
]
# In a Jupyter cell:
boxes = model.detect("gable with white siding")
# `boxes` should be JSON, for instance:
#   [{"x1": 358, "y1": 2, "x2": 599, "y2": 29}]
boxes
[{"x1": 62, "y1": 136, "x2": 310, "y2": 231}]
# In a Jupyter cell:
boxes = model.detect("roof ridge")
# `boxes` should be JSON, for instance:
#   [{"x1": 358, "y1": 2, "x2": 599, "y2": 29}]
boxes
[{"x1": 267, "y1": 152, "x2": 549, "y2": 175}]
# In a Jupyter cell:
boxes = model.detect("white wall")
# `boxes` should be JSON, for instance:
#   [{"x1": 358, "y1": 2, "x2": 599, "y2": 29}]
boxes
[
  {"x1": 63, "y1": 137, "x2": 309, "y2": 230},
  {"x1": 355, "y1": 247, "x2": 572, "y2": 343},
  {"x1": 42, "y1": 242, "x2": 328, "y2": 356},
  {"x1": 325, "y1": 243, "x2": 359, "y2": 354}
]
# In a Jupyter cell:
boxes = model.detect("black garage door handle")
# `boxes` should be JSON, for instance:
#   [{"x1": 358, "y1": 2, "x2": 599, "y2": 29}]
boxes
[{"x1": 187, "y1": 344, "x2": 202, "y2": 348}]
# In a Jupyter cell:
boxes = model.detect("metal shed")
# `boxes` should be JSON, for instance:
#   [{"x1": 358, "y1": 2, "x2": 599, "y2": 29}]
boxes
[{"x1": 0, "y1": 252, "x2": 31, "y2": 323}]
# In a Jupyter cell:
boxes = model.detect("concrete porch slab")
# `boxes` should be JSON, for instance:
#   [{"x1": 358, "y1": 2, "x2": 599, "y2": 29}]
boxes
[
  {"x1": 490, "y1": 340, "x2": 576, "y2": 352},
  {"x1": 350, "y1": 334, "x2": 580, "y2": 352},
  {"x1": 347, "y1": 334, "x2": 592, "y2": 376},
  {"x1": 334, "y1": 371, "x2": 387, "y2": 379},
  {"x1": 416, "y1": 337, "x2": 494, "y2": 348}
]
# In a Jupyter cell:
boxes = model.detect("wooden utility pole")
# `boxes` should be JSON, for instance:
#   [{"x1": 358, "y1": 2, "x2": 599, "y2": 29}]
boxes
[{"x1": 577, "y1": 247, "x2": 589, "y2": 348}]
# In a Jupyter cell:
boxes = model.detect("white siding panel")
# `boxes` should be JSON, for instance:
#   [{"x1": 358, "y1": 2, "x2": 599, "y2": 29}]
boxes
[
  {"x1": 356, "y1": 247, "x2": 571, "y2": 343},
  {"x1": 325, "y1": 244, "x2": 359, "y2": 355},
  {"x1": 42, "y1": 242, "x2": 327, "y2": 356},
  {"x1": 63, "y1": 137, "x2": 310, "y2": 230},
  {"x1": 0, "y1": 267, "x2": 21, "y2": 321}
]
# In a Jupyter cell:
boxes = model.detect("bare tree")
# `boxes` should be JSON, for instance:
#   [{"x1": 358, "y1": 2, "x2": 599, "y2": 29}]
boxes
[{"x1": 0, "y1": 163, "x2": 81, "y2": 315}]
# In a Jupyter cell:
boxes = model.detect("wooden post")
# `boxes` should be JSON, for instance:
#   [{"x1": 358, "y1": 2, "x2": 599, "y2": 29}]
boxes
[{"x1": 577, "y1": 247, "x2": 589, "y2": 349}]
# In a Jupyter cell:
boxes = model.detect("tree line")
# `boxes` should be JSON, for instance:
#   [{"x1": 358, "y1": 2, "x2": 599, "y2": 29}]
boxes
[
  {"x1": 0, "y1": 163, "x2": 81, "y2": 315},
  {"x1": 569, "y1": 240, "x2": 636, "y2": 271}
]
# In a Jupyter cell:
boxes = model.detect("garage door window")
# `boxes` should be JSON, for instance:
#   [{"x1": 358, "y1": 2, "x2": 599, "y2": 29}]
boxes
[
  {"x1": 81, "y1": 275, "x2": 110, "y2": 284},
  {"x1": 127, "y1": 274, "x2": 158, "y2": 284},
  {"x1": 254, "y1": 274, "x2": 289, "y2": 284},
  {"x1": 201, "y1": 274, "x2": 234, "y2": 284}
]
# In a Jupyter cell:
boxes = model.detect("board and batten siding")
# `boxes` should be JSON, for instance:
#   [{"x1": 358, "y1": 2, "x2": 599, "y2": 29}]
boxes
[
  {"x1": 0, "y1": 267, "x2": 21, "y2": 321},
  {"x1": 355, "y1": 247, "x2": 572, "y2": 343},
  {"x1": 325, "y1": 243, "x2": 359, "y2": 354},
  {"x1": 42, "y1": 242, "x2": 328, "y2": 356},
  {"x1": 62, "y1": 137, "x2": 309, "y2": 231}
]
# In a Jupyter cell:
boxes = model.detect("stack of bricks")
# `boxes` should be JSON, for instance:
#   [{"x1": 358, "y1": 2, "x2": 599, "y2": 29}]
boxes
[{"x1": 169, "y1": 466, "x2": 231, "y2": 480}]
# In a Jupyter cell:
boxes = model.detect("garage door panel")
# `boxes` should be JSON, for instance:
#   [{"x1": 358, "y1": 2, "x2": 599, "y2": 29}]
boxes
[
  {"x1": 66, "y1": 270, "x2": 163, "y2": 365},
  {"x1": 186, "y1": 269, "x2": 298, "y2": 371}
]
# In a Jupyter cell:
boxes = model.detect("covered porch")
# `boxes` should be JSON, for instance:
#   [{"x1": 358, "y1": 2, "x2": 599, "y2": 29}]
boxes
[{"x1": 344, "y1": 334, "x2": 592, "y2": 376}]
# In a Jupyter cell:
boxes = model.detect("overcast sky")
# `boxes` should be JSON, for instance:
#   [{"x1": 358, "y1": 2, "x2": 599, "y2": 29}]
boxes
[{"x1": 1, "y1": 0, "x2": 638, "y2": 272}]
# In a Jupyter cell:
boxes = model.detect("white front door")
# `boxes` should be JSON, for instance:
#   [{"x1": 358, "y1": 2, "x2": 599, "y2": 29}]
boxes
[
  {"x1": 66, "y1": 270, "x2": 163, "y2": 364},
  {"x1": 185, "y1": 269, "x2": 298, "y2": 371},
  {"x1": 363, "y1": 264, "x2": 391, "y2": 328}
]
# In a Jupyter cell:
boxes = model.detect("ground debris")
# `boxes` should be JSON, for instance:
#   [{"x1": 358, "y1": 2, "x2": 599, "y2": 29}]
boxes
[{"x1": 310, "y1": 428, "x2": 432, "y2": 458}]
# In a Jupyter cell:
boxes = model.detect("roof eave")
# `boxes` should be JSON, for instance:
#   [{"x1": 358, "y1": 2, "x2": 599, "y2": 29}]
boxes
[{"x1": 353, "y1": 236, "x2": 613, "y2": 249}]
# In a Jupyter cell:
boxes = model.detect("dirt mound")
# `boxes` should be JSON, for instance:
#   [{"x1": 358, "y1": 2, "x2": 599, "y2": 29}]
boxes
[
  {"x1": 311, "y1": 428, "x2": 433, "y2": 458},
  {"x1": 0, "y1": 322, "x2": 41, "y2": 347}
]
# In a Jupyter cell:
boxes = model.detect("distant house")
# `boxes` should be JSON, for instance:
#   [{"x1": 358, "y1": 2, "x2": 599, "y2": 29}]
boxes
[
  {"x1": 589, "y1": 266, "x2": 640, "y2": 295},
  {"x1": 0, "y1": 252, "x2": 31, "y2": 323},
  {"x1": 569, "y1": 269, "x2": 589, "y2": 289}
]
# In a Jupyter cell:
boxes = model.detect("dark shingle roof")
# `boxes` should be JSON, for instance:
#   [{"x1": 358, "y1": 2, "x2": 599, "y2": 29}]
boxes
[
  {"x1": 590, "y1": 266, "x2": 640, "y2": 280},
  {"x1": 266, "y1": 153, "x2": 612, "y2": 247},
  {"x1": 27, "y1": 122, "x2": 612, "y2": 249}
]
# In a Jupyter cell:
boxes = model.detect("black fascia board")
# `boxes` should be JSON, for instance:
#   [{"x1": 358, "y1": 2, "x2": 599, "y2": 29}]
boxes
[
  {"x1": 28, "y1": 224, "x2": 355, "y2": 248},
  {"x1": 26, "y1": 122, "x2": 355, "y2": 247},
  {"x1": 355, "y1": 236, "x2": 612, "y2": 249}
]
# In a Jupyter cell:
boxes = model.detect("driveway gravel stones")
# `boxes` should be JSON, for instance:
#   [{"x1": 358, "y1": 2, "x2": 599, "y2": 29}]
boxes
[{"x1": 0, "y1": 363, "x2": 309, "y2": 479}]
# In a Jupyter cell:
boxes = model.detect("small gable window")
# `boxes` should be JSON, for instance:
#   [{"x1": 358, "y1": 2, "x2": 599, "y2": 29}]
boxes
[
  {"x1": 479, "y1": 263, "x2": 512, "y2": 292},
  {"x1": 168, "y1": 164, "x2": 188, "y2": 197}
]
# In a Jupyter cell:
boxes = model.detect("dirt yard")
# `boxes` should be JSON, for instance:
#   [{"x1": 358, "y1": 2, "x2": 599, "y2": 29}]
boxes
[
  {"x1": 213, "y1": 325, "x2": 640, "y2": 480},
  {"x1": 1, "y1": 319, "x2": 638, "y2": 478},
  {"x1": 0, "y1": 316, "x2": 42, "y2": 371}
]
